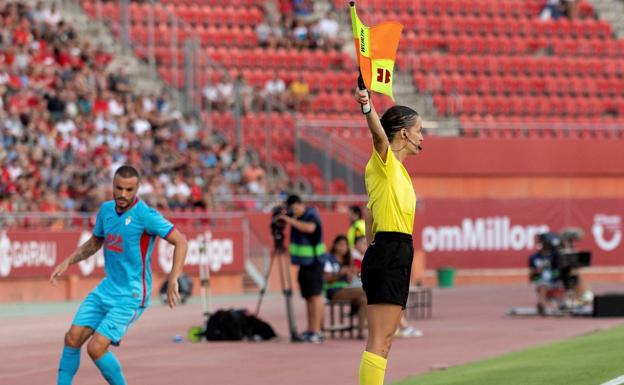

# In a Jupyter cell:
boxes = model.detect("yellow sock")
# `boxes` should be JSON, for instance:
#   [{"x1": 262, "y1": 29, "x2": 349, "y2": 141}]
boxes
[{"x1": 359, "y1": 351, "x2": 387, "y2": 385}]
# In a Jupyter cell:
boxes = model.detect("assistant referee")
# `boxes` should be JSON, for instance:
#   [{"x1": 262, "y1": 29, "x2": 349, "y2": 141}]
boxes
[{"x1": 354, "y1": 88, "x2": 424, "y2": 385}]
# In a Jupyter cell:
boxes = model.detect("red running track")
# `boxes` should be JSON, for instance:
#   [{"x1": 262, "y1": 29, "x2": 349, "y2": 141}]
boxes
[{"x1": 1, "y1": 284, "x2": 623, "y2": 385}]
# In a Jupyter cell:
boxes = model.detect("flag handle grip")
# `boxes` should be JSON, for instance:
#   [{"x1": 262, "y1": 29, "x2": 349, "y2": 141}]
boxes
[{"x1": 357, "y1": 73, "x2": 371, "y2": 115}]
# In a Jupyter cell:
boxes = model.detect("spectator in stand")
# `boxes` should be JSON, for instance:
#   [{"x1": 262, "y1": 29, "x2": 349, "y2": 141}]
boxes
[
  {"x1": 202, "y1": 81, "x2": 219, "y2": 111},
  {"x1": 563, "y1": 0, "x2": 580, "y2": 19},
  {"x1": 278, "y1": 0, "x2": 294, "y2": 24},
  {"x1": 108, "y1": 67, "x2": 131, "y2": 94},
  {"x1": 313, "y1": 12, "x2": 343, "y2": 50},
  {"x1": 287, "y1": 72, "x2": 309, "y2": 111},
  {"x1": 263, "y1": 71, "x2": 286, "y2": 110},
  {"x1": 42, "y1": 2, "x2": 61, "y2": 26},
  {"x1": 540, "y1": 0, "x2": 561, "y2": 20},
  {"x1": 243, "y1": 157, "x2": 265, "y2": 186},
  {"x1": 269, "y1": 18, "x2": 288, "y2": 48},
  {"x1": 216, "y1": 74, "x2": 235, "y2": 112},
  {"x1": 293, "y1": 0, "x2": 314, "y2": 20},
  {"x1": 540, "y1": 0, "x2": 581, "y2": 20},
  {"x1": 292, "y1": 19, "x2": 310, "y2": 49},
  {"x1": 255, "y1": 19, "x2": 273, "y2": 48},
  {"x1": 29, "y1": 1, "x2": 46, "y2": 26},
  {"x1": 234, "y1": 72, "x2": 258, "y2": 114}
]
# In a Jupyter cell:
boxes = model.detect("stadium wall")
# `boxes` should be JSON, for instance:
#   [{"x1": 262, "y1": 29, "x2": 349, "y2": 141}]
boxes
[
  {"x1": 1, "y1": 199, "x2": 623, "y2": 303},
  {"x1": 350, "y1": 136, "x2": 624, "y2": 197}
]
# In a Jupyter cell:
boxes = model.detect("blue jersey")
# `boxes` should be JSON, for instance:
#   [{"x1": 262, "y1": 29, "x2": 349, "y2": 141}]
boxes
[{"x1": 93, "y1": 198, "x2": 174, "y2": 307}]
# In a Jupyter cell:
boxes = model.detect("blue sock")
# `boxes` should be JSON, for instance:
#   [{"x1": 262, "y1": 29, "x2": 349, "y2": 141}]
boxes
[
  {"x1": 94, "y1": 351, "x2": 127, "y2": 385},
  {"x1": 57, "y1": 346, "x2": 81, "y2": 385}
]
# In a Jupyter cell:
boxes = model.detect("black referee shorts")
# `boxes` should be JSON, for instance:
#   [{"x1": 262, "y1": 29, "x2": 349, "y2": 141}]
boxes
[{"x1": 361, "y1": 232, "x2": 414, "y2": 309}]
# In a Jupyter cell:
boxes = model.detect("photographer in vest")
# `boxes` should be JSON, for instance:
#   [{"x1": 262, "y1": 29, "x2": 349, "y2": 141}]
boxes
[{"x1": 278, "y1": 194, "x2": 326, "y2": 343}]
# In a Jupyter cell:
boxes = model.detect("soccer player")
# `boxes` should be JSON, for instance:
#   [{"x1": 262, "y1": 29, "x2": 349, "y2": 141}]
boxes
[
  {"x1": 354, "y1": 88, "x2": 424, "y2": 385},
  {"x1": 50, "y1": 165, "x2": 188, "y2": 385}
]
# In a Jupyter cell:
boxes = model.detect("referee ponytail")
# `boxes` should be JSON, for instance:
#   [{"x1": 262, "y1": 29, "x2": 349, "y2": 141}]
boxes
[{"x1": 380, "y1": 106, "x2": 419, "y2": 141}]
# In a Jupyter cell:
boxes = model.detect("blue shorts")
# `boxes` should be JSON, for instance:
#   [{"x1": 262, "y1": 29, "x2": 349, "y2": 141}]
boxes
[{"x1": 72, "y1": 290, "x2": 145, "y2": 345}]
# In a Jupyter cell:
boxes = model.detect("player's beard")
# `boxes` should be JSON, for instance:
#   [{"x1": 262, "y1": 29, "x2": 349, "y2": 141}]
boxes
[{"x1": 115, "y1": 196, "x2": 133, "y2": 211}]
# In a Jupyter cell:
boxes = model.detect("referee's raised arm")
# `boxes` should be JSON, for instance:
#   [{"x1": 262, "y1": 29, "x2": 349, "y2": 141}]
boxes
[{"x1": 354, "y1": 88, "x2": 390, "y2": 161}]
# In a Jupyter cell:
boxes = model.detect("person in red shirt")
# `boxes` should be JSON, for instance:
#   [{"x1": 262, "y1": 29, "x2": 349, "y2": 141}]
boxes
[
  {"x1": 12, "y1": 18, "x2": 31, "y2": 46},
  {"x1": 93, "y1": 91, "x2": 108, "y2": 115}
]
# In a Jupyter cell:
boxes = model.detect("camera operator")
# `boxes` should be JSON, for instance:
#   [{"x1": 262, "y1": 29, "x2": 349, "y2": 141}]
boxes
[
  {"x1": 560, "y1": 228, "x2": 592, "y2": 305},
  {"x1": 528, "y1": 234, "x2": 560, "y2": 316},
  {"x1": 530, "y1": 231, "x2": 592, "y2": 315},
  {"x1": 278, "y1": 194, "x2": 326, "y2": 343}
]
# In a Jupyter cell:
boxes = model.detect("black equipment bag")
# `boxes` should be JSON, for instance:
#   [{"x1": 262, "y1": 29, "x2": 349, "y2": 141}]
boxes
[{"x1": 204, "y1": 309, "x2": 277, "y2": 341}]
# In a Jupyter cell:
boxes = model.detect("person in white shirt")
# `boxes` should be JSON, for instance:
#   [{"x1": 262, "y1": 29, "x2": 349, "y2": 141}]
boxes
[
  {"x1": 43, "y1": 3, "x2": 61, "y2": 26},
  {"x1": 263, "y1": 72, "x2": 286, "y2": 110},
  {"x1": 55, "y1": 115, "x2": 77, "y2": 139}
]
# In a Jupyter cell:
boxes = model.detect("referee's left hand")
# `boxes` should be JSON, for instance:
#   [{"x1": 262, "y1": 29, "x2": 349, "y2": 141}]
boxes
[
  {"x1": 354, "y1": 88, "x2": 369, "y2": 105},
  {"x1": 166, "y1": 278, "x2": 181, "y2": 308}
]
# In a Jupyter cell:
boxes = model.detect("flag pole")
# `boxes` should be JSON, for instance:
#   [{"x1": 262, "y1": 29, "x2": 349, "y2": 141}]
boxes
[{"x1": 350, "y1": 1, "x2": 371, "y2": 114}]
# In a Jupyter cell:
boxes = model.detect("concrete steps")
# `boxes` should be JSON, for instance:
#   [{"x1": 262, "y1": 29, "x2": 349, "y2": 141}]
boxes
[{"x1": 587, "y1": 0, "x2": 624, "y2": 38}]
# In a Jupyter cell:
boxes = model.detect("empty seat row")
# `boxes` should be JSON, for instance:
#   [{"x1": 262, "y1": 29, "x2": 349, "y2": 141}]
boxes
[
  {"x1": 344, "y1": 0, "x2": 594, "y2": 18},
  {"x1": 130, "y1": 24, "x2": 257, "y2": 48},
  {"x1": 201, "y1": 112, "x2": 295, "y2": 130},
  {"x1": 401, "y1": 34, "x2": 624, "y2": 57},
  {"x1": 204, "y1": 47, "x2": 349, "y2": 71},
  {"x1": 411, "y1": 53, "x2": 624, "y2": 79},
  {"x1": 458, "y1": 117, "x2": 624, "y2": 139},
  {"x1": 434, "y1": 95, "x2": 624, "y2": 117},
  {"x1": 311, "y1": 92, "x2": 394, "y2": 114},
  {"x1": 159, "y1": 0, "x2": 264, "y2": 7},
  {"x1": 149, "y1": 45, "x2": 349, "y2": 75},
  {"x1": 357, "y1": 12, "x2": 611, "y2": 39},
  {"x1": 82, "y1": 2, "x2": 262, "y2": 28},
  {"x1": 414, "y1": 73, "x2": 624, "y2": 98}
]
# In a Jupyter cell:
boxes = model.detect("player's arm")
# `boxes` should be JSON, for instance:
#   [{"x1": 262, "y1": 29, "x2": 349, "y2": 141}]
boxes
[
  {"x1": 354, "y1": 88, "x2": 389, "y2": 161},
  {"x1": 50, "y1": 236, "x2": 104, "y2": 285},
  {"x1": 164, "y1": 228, "x2": 188, "y2": 309}
]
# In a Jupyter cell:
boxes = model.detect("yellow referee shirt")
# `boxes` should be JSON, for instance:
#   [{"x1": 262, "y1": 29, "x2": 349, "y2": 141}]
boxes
[{"x1": 365, "y1": 148, "x2": 416, "y2": 236}]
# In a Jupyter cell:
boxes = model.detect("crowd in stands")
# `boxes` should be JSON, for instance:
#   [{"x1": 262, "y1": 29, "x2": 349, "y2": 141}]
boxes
[
  {"x1": 203, "y1": 69, "x2": 312, "y2": 113},
  {"x1": 257, "y1": 0, "x2": 343, "y2": 51},
  {"x1": 0, "y1": 1, "x2": 290, "y2": 214},
  {"x1": 202, "y1": 0, "x2": 341, "y2": 113}
]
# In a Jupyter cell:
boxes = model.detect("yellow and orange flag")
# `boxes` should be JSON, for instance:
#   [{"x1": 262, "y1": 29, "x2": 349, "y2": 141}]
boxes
[{"x1": 350, "y1": 2, "x2": 403, "y2": 100}]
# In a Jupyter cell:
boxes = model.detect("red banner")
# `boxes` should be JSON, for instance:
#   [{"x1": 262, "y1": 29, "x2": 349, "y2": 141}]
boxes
[
  {"x1": 1, "y1": 199, "x2": 622, "y2": 277},
  {"x1": 0, "y1": 227, "x2": 245, "y2": 278},
  {"x1": 414, "y1": 198, "x2": 624, "y2": 269}
]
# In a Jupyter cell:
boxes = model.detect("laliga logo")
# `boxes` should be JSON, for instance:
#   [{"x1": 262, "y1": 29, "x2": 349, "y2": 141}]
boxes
[
  {"x1": 158, "y1": 231, "x2": 233, "y2": 273},
  {"x1": 77, "y1": 231, "x2": 105, "y2": 276},
  {"x1": 592, "y1": 214, "x2": 622, "y2": 252}
]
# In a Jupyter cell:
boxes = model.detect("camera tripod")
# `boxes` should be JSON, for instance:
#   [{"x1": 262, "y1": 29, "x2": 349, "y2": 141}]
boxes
[{"x1": 254, "y1": 243, "x2": 302, "y2": 342}]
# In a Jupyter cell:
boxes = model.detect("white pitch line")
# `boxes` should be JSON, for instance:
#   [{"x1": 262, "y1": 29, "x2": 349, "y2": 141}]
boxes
[{"x1": 600, "y1": 375, "x2": 624, "y2": 385}]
